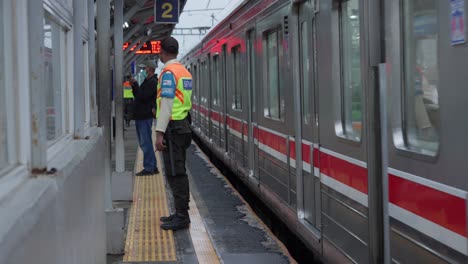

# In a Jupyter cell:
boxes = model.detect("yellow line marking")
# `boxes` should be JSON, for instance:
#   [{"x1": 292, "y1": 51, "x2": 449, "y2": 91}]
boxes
[
  {"x1": 123, "y1": 149, "x2": 142, "y2": 262},
  {"x1": 123, "y1": 146, "x2": 176, "y2": 262},
  {"x1": 150, "y1": 172, "x2": 156, "y2": 261},
  {"x1": 187, "y1": 190, "x2": 221, "y2": 264}
]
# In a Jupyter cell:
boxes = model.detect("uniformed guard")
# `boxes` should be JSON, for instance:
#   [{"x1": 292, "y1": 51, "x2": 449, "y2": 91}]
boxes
[
  {"x1": 155, "y1": 37, "x2": 193, "y2": 230},
  {"x1": 123, "y1": 75, "x2": 134, "y2": 127}
]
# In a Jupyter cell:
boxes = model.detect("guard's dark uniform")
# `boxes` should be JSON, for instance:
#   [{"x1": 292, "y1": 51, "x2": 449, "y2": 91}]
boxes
[
  {"x1": 163, "y1": 119, "x2": 192, "y2": 214},
  {"x1": 156, "y1": 56, "x2": 193, "y2": 230}
]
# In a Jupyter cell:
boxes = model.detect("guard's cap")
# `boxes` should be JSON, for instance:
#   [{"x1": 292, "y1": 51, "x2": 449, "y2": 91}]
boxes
[
  {"x1": 138, "y1": 59, "x2": 157, "y2": 69},
  {"x1": 161, "y1": 37, "x2": 179, "y2": 54}
]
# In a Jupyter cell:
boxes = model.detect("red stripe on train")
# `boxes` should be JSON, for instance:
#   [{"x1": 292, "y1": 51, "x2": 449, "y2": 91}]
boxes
[
  {"x1": 211, "y1": 111, "x2": 221, "y2": 122},
  {"x1": 389, "y1": 175, "x2": 467, "y2": 236},
  {"x1": 319, "y1": 152, "x2": 369, "y2": 194}
]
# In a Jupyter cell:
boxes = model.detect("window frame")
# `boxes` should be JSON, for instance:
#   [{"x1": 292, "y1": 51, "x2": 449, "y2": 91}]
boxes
[
  {"x1": 44, "y1": 13, "x2": 68, "y2": 144},
  {"x1": 300, "y1": 21, "x2": 313, "y2": 126},
  {"x1": 386, "y1": 0, "x2": 440, "y2": 160},
  {"x1": 332, "y1": 0, "x2": 364, "y2": 143},
  {"x1": 212, "y1": 54, "x2": 221, "y2": 107},
  {"x1": 231, "y1": 45, "x2": 242, "y2": 111},
  {"x1": 263, "y1": 27, "x2": 282, "y2": 121}
]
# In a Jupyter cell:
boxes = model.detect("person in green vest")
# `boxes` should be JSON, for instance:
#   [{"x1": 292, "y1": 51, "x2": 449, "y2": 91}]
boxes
[
  {"x1": 123, "y1": 75, "x2": 134, "y2": 127},
  {"x1": 155, "y1": 37, "x2": 193, "y2": 231}
]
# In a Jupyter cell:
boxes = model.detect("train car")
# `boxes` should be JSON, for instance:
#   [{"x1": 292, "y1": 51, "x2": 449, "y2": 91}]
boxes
[{"x1": 183, "y1": 0, "x2": 468, "y2": 263}]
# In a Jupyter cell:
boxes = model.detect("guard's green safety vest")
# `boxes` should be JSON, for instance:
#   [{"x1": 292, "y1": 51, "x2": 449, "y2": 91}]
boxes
[
  {"x1": 123, "y1": 81, "x2": 134, "y2": 99},
  {"x1": 156, "y1": 63, "x2": 192, "y2": 120}
]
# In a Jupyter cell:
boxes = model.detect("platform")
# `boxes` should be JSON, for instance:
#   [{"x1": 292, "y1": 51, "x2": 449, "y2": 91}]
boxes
[{"x1": 108, "y1": 124, "x2": 295, "y2": 264}]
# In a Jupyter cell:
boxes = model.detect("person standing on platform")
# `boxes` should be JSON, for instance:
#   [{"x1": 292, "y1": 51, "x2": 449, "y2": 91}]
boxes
[
  {"x1": 155, "y1": 37, "x2": 193, "y2": 230},
  {"x1": 123, "y1": 75, "x2": 134, "y2": 127},
  {"x1": 130, "y1": 60, "x2": 159, "y2": 176}
]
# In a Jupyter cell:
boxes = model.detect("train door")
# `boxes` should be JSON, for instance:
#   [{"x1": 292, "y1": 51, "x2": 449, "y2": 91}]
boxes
[
  {"x1": 211, "y1": 54, "x2": 222, "y2": 148},
  {"x1": 316, "y1": 0, "x2": 381, "y2": 262},
  {"x1": 207, "y1": 55, "x2": 213, "y2": 141},
  {"x1": 247, "y1": 29, "x2": 259, "y2": 180},
  {"x1": 385, "y1": 1, "x2": 467, "y2": 263},
  {"x1": 297, "y1": 0, "x2": 321, "y2": 231}
]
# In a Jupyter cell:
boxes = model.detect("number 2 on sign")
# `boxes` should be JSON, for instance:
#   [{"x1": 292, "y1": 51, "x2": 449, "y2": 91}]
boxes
[{"x1": 162, "y1": 3, "x2": 173, "y2": 18}]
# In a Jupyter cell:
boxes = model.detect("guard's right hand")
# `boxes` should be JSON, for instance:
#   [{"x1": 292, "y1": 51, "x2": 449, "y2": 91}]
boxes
[{"x1": 156, "y1": 131, "x2": 166, "y2": 151}]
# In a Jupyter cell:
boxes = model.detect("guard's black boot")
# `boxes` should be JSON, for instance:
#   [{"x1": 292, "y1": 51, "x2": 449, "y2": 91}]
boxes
[
  {"x1": 160, "y1": 213, "x2": 190, "y2": 231},
  {"x1": 160, "y1": 213, "x2": 176, "y2": 222}
]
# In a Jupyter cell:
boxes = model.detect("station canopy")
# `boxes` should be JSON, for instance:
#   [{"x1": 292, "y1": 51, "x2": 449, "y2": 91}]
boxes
[{"x1": 115, "y1": 0, "x2": 188, "y2": 68}]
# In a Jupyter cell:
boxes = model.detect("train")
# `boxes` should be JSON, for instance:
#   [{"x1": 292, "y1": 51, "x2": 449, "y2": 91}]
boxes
[{"x1": 181, "y1": 0, "x2": 468, "y2": 263}]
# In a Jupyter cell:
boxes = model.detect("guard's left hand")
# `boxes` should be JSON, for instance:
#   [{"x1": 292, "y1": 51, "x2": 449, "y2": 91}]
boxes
[{"x1": 156, "y1": 131, "x2": 166, "y2": 151}]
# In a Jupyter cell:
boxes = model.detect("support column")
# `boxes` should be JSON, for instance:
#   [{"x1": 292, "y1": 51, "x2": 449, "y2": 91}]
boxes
[
  {"x1": 112, "y1": 0, "x2": 133, "y2": 202},
  {"x1": 97, "y1": 0, "x2": 124, "y2": 255},
  {"x1": 28, "y1": 0, "x2": 46, "y2": 172},
  {"x1": 114, "y1": 0, "x2": 125, "y2": 173},
  {"x1": 88, "y1": 0, "x2": 98, "y2": 126},
  {"x1": 73, "y1": 0, "x2": 85, "y2": 138}
]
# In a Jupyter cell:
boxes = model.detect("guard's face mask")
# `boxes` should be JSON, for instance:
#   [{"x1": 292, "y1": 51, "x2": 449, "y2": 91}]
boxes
[{"x1": 141, "y1": 70, "x2": 148, "y2": 79}]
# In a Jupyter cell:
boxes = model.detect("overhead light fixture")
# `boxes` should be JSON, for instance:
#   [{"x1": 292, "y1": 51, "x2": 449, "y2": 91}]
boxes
[{"x1": 123, "y1": 22, "x2": 129, "y2": 28}]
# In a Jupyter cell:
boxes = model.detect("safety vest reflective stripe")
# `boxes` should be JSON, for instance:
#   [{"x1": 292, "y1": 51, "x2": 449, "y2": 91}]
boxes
[
  {"x1": 175, "y1": 89, "x2": 185, "y2": 104},
  {"x1": 156, "y1": 63, "x2": 192, "y2": 121}
]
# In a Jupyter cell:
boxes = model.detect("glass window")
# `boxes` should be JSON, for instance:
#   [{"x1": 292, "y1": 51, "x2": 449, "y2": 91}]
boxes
[
  {"x1": 247, "y1": 30, "x2": 256, "y2": 114},
  {"x1": 339, "y1": 0, "x2": 362, "y2": 140},
  {"x1": 232, "y1": 46, "x2": 242, "y2": 110},
  {"x1": 84, "y1": 42, "x2": 90, "y2": 124},
  {"x1": 402, "y1": 0, "x2": 439, "y2": 154},
  {"x1": 301, "y1": 22, "x2": 312, "y2": 125},
  {"x1": 44, "y1": 15, "x2": 63, "y2": 142},
  {"x1": 264, "y1": 29, "x2": 281, "y2": 119},
  {"x1": 204, "y1": 61, "x2": 209, "y2": 105},
  {"x1": 0, "y1": 2, "x2": 8, "y2": 170},
  {"x1": 200, "y1": 61, "x2": 207, "y2": 105},
  {"x1": 212, "y1": 55, "x2": 220, "y2": 106}
]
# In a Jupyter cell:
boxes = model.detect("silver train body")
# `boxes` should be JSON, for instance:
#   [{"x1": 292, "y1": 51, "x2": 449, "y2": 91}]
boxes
[{"x1": 182, "y1": 0, "x2": 468, "y2": 263}]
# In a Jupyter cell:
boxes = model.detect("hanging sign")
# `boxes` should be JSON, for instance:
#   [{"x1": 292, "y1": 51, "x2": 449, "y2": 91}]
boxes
[
  {"x1": 123, "y1": 41, "x2": 161, "y2": 54},
  {"x1": 154, "y1": 0, "x2": 179, "y2": 24},
  {"x1": 450, "y1": 0, "x2": 466, "y2": 45}
]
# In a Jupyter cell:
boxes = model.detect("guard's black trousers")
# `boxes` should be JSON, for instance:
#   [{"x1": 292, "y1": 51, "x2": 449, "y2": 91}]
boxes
[{"x1": 162, "y1": 119, "x2": 192, "y2": 217}]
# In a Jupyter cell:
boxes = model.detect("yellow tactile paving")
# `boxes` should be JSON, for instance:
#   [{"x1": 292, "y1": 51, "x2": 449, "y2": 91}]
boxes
[
  {"x1": 123, "y1": 149, "x2": 177, "y2": 262},
  {"x1": 124, "y1": 128, "x2": 222, "y2": 263},
  {"x1": 188, "y1": 193, "x2": 221, "y2": 264}
]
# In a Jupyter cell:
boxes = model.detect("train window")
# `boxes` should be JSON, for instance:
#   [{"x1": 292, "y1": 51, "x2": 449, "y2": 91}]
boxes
[
  {"x1": 44, "y1": 15, "x2": 64, "y2": 142},
  {"x1": 0, "y1": 2, "x2": 7, "y2": 170},
  {"x1": 201, "y1": 61, "x2": 206, "y2": 105},
  {"x1": 212, "y1": 55, "x2": 221, "y2": 106},
  {"x1": 264, "y1": 29, "x2": 281, "y2": 120},
  {"x1": 301, "y1": 22, "x2": 312, "y2": 125},
  {"x1": 401, "y1": 0, "x2": 439, "y2": 154},
  {"x1": 193, "y1": 64, "x2": 198, "y2": 102},
  {"x1": 337, "y1": 0, "x2": 362, "y2": 141},
  {"x1": 247, "y1": 30, "x2": 256, "y2": 114},
  {"x1": 232, "y1": 46, "x2": 242, "y2": 110}
]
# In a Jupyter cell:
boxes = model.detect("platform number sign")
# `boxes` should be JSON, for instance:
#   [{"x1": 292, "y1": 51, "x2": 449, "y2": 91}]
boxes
[{"x1": 155, "y1": 0, "x2": 179, "y2": 24}]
